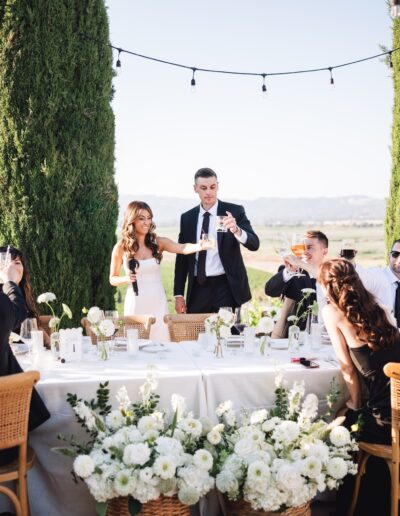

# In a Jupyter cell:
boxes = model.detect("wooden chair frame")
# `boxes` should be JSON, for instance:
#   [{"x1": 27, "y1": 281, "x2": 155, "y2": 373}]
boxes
[
  {"x1": 163, "y1": 313, "x2": 213, "y2": 342},
  {"x1": 348, "y1": 362, "x2": 400, "y2": 516},
  {"x1": 81, "y1": 315, "x2": 156, "y2": 344},
  {"x1": 0, "y1": 371, "x2": 40, "y2": 516}
]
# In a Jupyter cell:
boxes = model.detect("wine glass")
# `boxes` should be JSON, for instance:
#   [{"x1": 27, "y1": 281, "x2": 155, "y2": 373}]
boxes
[
  {"x1": 273, "y1": 232, "x2": 291, "y2": 257},
  {"x1": 20, "y1": 318, "x2": 38, "y2": 355},
  {"x1": 0, "y1": 251, "x2": 11, "y2": 273},
  {"x1": 234, "y1": 307, "x2": 248, "y2": 336},
  {"x1": 291, "y1": 233, "x2": 306, "y2": 258},
  {"x1": 339, "y1": 239, "x2": 357, "y2": 260}
]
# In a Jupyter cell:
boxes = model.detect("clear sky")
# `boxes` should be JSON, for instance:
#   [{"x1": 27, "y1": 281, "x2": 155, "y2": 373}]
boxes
[{"x1": 106, "y1": 1, "x2": 393, "y2": 200}]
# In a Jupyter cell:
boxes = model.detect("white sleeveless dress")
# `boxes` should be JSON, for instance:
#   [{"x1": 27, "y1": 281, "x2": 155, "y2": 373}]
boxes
[{"x1": 123, "y1": 256, "x2": 170, "y2": 342}]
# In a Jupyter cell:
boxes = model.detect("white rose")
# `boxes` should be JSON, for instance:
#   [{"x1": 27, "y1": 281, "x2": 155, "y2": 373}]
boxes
[
  {"x1": 218, "y1": 308, "x2": 234, "y2": 324},
  {"x1": 234, "y1": 438, "x2": 255, "y2": 457},
  {"x1": 219, "y1": 325, "x2": 231, "y2": 339},
  {"x1": 327, "y1": 457, "x2": 348, "y2": 479},
  {"x1": 276, "y1": 464, "x2": 304, "y2": 491},
  {"x1": 73, "y1": 455, "x2": 95, "y2": 478},
  {"x1": 155, "y1": 436, "x2": 184, "y2": 457},
  {"x1": 123, "y1": 443, "x2": 151, "y2": 466},
  {"x1": 257, "y1": 317, "x2": 275, "y2": 334},
  {"x1": 330, "y1": 426, "x2": 351, "y2": 447},
  {"x1": 99, "y1": 319, "x2": 115, "y2": 337},
  {"x1": 207, "y1": 429, "x2": 222, "y2": 445},
  {"x1": 37, "y1": 292, "x2": 56, "y2": 303},
  {"x1": 87, "y1": 306, "x2": 102, "y2": 324}
]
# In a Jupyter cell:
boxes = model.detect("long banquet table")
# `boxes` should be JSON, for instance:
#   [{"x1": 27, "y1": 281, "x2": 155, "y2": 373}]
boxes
[{"x1": 2, "y1": 340, "x2": 346, "y2": 516}]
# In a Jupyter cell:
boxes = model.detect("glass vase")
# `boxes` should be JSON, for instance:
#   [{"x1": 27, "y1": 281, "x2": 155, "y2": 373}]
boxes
[
  {"x1": 97, "y1": 339, "x2": 109, "y2": 361},
  {"x1": 50, "y1": 331, "x2": 60, "y2": 359},
  {"x1": 214, "y1": 337, "x2": 224, "y2": 359},
  {"x1": 288, "y1": 325, "x2": 300, "y2": 353}
]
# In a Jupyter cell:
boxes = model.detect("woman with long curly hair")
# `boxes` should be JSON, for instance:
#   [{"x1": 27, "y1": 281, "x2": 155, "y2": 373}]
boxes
[
  {"x1": 318, "y1": 258, "x2": 400, "y2": 444},
  {"x1": 110, "y1": 201, "x2": 214, "y2": 340}
]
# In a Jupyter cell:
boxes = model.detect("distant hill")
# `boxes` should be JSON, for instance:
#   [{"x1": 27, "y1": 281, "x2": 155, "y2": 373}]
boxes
[{"x1": 118, "y1": 195, "x2": 385, "y2": 227}]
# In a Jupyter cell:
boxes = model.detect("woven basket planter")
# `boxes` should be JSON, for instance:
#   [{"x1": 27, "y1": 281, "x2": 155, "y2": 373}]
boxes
[
  {"x1": 107, "y1": 495, "x2": 190, "y2": 516},
  {"x1": 224, "y1": 498, "x2": 311, "y2": 516}
]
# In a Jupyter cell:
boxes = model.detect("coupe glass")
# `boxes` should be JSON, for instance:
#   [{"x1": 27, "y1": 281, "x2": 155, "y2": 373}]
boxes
[
  {"x1": 291, "y1": 233, "x2": 306, "y2": 257},
  {"x1": 20, "y1": 318, "x2": 38, "y2": 351}
]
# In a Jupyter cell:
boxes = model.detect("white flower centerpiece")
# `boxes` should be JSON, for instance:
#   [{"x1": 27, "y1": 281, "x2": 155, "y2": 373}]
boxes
[
  {"x1": 85, "y1": 306, "x2": 115, "y2": 361},
  {"x1": 37, "y1": 292, "x2": 73, "y2": 357},
  {"x1": 287, "y1": 288, "x2": 316, "y2": 352},
  {"x1": 213, "y1": 375, "x2": 358, "y2": 515},
  {"x1": 54, "y1": 371, "x2": 215, "y2": 515},
  {"x1": 205, "y1": 308, "x2": 235, "y2": 358}
]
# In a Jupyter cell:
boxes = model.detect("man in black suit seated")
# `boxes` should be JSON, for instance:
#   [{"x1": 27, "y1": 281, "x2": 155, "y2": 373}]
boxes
[
  {"x1": 174, "y1": 168, "x2": 260, "y2": 313},
  {"x1": 0, "y1": 260, "x2": 50, "y2": 466},
  {"x1": 265, "y1": 230, "x2": 329, "y2": 336}
]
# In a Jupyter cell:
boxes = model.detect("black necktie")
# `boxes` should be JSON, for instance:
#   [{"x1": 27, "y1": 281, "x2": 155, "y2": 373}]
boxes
[
  {"x1": 395, "y1": 282, "x2": 400, "y2": 328},
  {"x1": 197, "y1": 212, "x2": 210, "y2": 285}
]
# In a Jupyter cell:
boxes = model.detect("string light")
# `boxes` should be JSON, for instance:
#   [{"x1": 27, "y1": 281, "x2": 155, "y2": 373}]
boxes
[
  {"x1": 191, "y1": 68, "x2": 196, "y2": 92},
  {"x1": 77, "y1": 32, "x2": 400, "y2": 92},
  {"x1": 328, "y1": 67, "x2": 334, "y2": 85},
  {"x1": 116, "y1": 48, "x2": 122, "y2": 75},
  {"x1": 261, "y1": 74, "x2": 267, "y2": 98}
]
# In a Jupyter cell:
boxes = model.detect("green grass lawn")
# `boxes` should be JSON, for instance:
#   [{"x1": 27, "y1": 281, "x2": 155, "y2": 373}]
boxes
[{"x1": 115, "y1": 261, "x2": 271, "y2": 314}]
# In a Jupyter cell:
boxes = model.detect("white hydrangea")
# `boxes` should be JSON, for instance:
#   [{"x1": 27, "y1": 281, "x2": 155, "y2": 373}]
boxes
[
  {"x1": 73, "y1": 455, "x2": 95, "y2": 478},
  {"x1": 261, "y1": 417, "x2": 281, "y2": 433},
  {"x1": 123, "y1": 443, "x2": 151, "y2": 466},
  {"x1": 272, "y1": 420, "x2": 300, "y2": 443}
]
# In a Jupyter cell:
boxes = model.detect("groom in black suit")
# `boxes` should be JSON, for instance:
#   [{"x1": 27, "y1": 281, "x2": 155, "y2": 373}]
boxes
[{"x1": 174, "y1": 168, "x2": 260, "y2": 313}]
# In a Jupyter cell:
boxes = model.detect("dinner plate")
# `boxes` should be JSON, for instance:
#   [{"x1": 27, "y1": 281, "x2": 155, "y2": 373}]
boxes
[
  {"x1": 226, "y1": 336, "x2": 243, "y2": 348},
  {"x1": 138, "y1": 339, "x2": 151, "y2": 349},
  {"x1": 12, "y1": 343, "x2": 29, "y2": 355},
  {"x1": 270, "y1": 339, "x2": 289, "y2": 350},
  {"x1": 141, "y1": 343, "x2": 167, "y2": 353}
]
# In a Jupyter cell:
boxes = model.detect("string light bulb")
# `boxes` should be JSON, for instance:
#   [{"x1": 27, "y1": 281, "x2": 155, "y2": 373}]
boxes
[
  {"x1": 328, "y1": 67, "x2": 334, "y2": 86},
  {"x1": 191, "y1": 68, "x2": 197, "y2": 93},
  {"x1": 116, "y1": 49, "x2": 122, "y2": 75},
  {"x1": 261, "y1": 74, "x2": 267, "y2": 98}
]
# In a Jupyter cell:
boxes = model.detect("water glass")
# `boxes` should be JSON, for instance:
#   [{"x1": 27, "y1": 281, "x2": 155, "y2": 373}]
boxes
[
  {"x1": 127, "y1": 328, "x2": 139, "y2": 357},
  {"x1": 243, "y1": 327, "x2": 256, "y2": 355},
  {"x1": 310, "y1": 322, "x2": 322, "y2": 351},
  {"x1": 20, "y1": 318, "x2": 38, "y2": 349},
  {"x1": 216, "y1": 215, "x2": 228, "y2": 232},
  {"x1": 197, "y1": 332, "x2": 208, "y2": 350},
  {"x1": 288, "y1": 325, "x2": 301, "y2": 353},
  {"x1": 31, "y1": 330, "x2": 44, "y2": 354}
]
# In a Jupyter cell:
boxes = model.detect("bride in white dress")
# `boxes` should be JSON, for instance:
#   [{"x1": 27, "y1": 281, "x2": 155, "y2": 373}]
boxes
[{"x1": 109, "y1": 201, "x2": 213, "y2": 341}]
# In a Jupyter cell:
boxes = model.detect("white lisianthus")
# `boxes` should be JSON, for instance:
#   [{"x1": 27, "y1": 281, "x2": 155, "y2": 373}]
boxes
[
  {"x1": 218, "y1": 308, "x2": 234, "y2": 324},
  {"x1": 73, "y1": 454, "x2": 95, "y2": 478},
  {"x1": 216, "y1": 400, "x2": 233, "y2": 417},
  {"x1": 106, "y1": 410, "x2": 125, "y2": 430},
  {"x1": 49, "y1": 316, "x2": 60, "y2": 329},
  {"x1": 154, "y1": 456, "x2": 176, "y2": 479},
  {"x1": 327, "y1": 457, "x2": 348, "y2": 479},
  {"x1": 171, "y1": 393, "x2": 186, "y2": 420},
  {"x1": 193, "y1": 449, "x2": 213, "y2": 471},
  {"x1": 37, "y1": 292, "x2": 56, "y2": 303},
  {"x1": 330, "y1": 426, "x2": 351, "y2": 447},
  {"x1": 257, "y1": 317, "x2": 275, "y2": 335},
  {"x1": 207, "y1": 429, "x2": 222, "y2": 445},
  {"x1": 123, "y1": 443, "x2": 151, "y2": 466},
  {"x1": 87, "y1": 306, "x2": 102, "y2": 324},
  {"x1": 114, "y1": 470, "x2": 135, "y2": 496},
  {"x1": 98, "y1": 319, "x2": 115, "y2": 337}
]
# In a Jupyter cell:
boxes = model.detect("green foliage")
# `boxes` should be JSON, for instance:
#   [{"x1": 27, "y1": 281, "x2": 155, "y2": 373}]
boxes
[
  {"x1": 0, "y1": 1, "x2": 118, "y2": 324},
  {"x1": 386, "y1": 18, "x2": 400, "y2": 252}
]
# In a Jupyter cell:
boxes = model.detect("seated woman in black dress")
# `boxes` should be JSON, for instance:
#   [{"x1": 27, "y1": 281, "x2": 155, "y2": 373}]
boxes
[
  {"x1": 0, "y1": 260, "x2": 50, "y2": 466},
  {"x1": 0, "y1": 246, "x2": 50, "y2": 347},
  {"x1": 318, "y1": 258, "x2": 400, "y2": 444}
]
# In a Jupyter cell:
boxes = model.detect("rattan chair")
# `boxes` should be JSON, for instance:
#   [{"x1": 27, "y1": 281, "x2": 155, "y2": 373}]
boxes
[
  {"x1": 0, "y1": 371, "x2": 40, "y2": 516},
  {"x1": 38, "y1": 315, "x2": 52, "y2": 337},
  {"x1": 81, "y1": 315, "x2": 156, "y2": 344},
  {"x1": 163, "y1": 313, "x2": 213, "y2": 342},
  {"x1": 348, "y1": 362, "x2": 400, "y2": 516}
]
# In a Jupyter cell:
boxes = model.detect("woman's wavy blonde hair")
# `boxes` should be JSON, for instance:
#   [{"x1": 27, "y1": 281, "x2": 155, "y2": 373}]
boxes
[
  {"x1": 318, "y1": 258, "x2": 399, "y2": 351},
  {"x1": 121, "y1": 201, "x2": 162, "y2": 263}
]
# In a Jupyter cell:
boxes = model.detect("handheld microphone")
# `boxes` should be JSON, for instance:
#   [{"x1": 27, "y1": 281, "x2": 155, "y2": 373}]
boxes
[{"x1": 128, "y1": 258, "x2": 139, "y2": 296}]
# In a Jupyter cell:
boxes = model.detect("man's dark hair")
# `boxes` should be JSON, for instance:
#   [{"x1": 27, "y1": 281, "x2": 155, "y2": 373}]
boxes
[
  {"x1": 194, "y1": 168, "x2": 218, "y2": 182},
  {"x1": 305, "y1": 230, "x2": 329, "y2": 248},
  {"x1": 391, "y1": 239, "x2": 400, "y2": 250}
]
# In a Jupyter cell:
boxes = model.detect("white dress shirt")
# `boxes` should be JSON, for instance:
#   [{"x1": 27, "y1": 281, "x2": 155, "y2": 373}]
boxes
[
  {"x1": 357, "y1": 264, "x2": 399, "y2": 311},
  {"x1": 194, "y1": 201, "x2": 247, "y2": 277}
]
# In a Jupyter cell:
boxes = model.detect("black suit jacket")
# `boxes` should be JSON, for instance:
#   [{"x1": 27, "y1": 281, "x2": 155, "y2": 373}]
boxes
[
  {"x1": 265, "y1": 266, "x2": 316, "y2": 330},
  {"x1": 0, "y1": 282, "x2": 50, "y2": 432},
  {"x1": 174, "y1": 200, "x2": 260, "y2": 307}
]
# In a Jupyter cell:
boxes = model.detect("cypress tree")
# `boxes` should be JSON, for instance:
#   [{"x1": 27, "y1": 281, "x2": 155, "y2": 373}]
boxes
[
  {"x1": 0, "y1": 1, "x2": 118, "y2": 321},
  {"x1": 386, "y1": 18, "x2": 400, "y2": 250}
]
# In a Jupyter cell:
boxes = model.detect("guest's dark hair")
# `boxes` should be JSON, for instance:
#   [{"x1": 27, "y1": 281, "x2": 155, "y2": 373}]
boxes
[
  {"x1": 318, "y1": 258, "x2": 399, "y2": 351},
  {"x1": 391, "y1": 239, "x2": 400, "y2": 250},
  {"x1": 121, "y1": 201, "x2": 162, "y2": 263},
  {"x1": 194, "y1": 168, "x2": 218, "y2": 182},
  {"x1": 0, "y1": 245, "x2": 38, "y2": 318},
  {"x1": 305, "y1": 230, "x2": 329, "y2": 248}
]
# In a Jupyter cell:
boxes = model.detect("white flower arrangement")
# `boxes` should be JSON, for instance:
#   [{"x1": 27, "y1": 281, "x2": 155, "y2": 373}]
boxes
[
  {"x1": 54, "y1": 374, "x2": 215, "y2": 514},
  {"x1": 205, "y1": 309, "x2": 234, "y2": 357},
  {"x1": 287, "y1": 287, "x2": 317, "y2": 327},
  {"x1": 213, "y1": 377, "x2": 358, "y2": 512},
  {"x1": 84, "y1": 306, "x2": 115, "y2": 360},
  {"x1": 37, "y1": 291, "x2": 73, "y2": 333}
]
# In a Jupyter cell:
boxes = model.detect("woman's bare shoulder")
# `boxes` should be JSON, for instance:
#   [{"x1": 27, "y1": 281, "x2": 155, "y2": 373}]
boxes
[{"x1": 112, "y1": 241, "x2": 125, "y2": 256}]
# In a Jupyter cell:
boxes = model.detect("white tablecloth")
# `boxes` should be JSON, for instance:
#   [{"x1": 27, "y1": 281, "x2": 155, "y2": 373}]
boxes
[{"x1": 2, "y1": 341, "x2": 345, "y2": 516}]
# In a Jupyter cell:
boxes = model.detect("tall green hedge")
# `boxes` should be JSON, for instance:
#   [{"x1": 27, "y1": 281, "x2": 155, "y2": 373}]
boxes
[
  {"x1": 386, "y1": 18, "x2": 400, "y2": 251},
  {"x1": 0, "y1": 1, "x2": 118, "y2": 322}
]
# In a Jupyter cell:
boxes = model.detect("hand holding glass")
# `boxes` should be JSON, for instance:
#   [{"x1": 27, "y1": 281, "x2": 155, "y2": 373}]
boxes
[
  {"x1": 216, "y1": 216, "x2": 228, "y2": 233},
  {"x1": 200, "y1": 234, "x2": 215, "y2": 250}
]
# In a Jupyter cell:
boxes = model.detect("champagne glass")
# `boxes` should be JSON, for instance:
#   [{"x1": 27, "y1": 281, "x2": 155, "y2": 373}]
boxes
[
  {"x1": 20, "y1": 318, "x2": 38, "y2": 355},
  {"x1": 273, "y1": 232, "x2": 291, "y2": 257}
]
